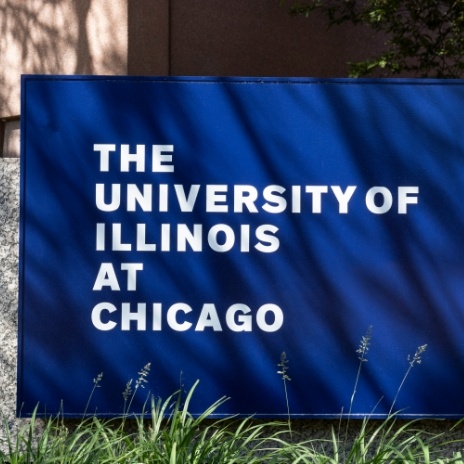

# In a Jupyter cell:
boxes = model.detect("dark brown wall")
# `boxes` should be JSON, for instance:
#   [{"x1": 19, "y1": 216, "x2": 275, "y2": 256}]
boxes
[
  {"x1": 128, "y1": 0, "x2": 384, "y2": 78},
  {"x1": 128, "y1": 0, "x2": 170, "y2": 75}
]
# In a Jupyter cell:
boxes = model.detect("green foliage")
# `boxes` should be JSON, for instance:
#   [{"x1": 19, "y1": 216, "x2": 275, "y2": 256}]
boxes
[
  {"x1": 285, "y1": 0, "x2": 464, "y2": 78},
  {"x1": 4, "y1": 403, "x2": 464, "y2": 463},
  {"x1": 273, "y1": 416, "x2": 464, "y2": 464},
  {"x1": 0, "y1": 381, "x2": 285, "y2": 463},
  {"x1": 2, "y1": 340, "x2": 464, "y2": 462}
]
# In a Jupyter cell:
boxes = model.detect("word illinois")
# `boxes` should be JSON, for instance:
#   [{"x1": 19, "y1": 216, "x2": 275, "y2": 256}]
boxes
[{"x1": 96, "y1": 222, "x2": 279, "y2": 253}]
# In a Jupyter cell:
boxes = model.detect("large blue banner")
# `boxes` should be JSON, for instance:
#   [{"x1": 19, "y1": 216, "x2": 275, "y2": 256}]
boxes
[{"x1": 18, "y1": 76, "x2": 464, "y2": 418}]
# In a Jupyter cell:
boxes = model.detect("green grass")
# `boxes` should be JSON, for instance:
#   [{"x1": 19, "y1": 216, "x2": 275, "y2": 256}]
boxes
[
  {"x1": 2, "y1": 332, "x2": 464, "y2": 463},
  {"x1": 2, "y1": 385, "x2": 464, "y2": 463},
  {"x1": 1, "y1": 380, "x2": 287, "y2": 463}
]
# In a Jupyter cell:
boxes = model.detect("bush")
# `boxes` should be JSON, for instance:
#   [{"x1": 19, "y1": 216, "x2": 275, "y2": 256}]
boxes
[{"x1": 284, "y1": 0, "x2": 464, "y2": 78}]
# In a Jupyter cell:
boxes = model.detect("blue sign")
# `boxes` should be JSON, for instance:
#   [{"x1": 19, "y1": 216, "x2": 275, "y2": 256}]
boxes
[{"x1": 18, "y1": 76, "x2": 464, "y2": 418}]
